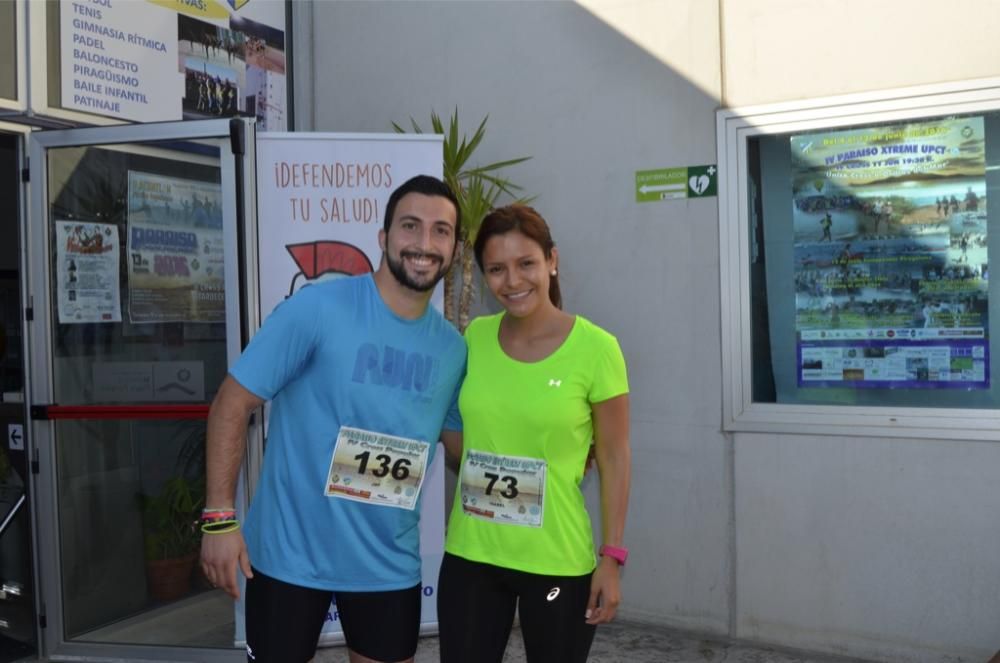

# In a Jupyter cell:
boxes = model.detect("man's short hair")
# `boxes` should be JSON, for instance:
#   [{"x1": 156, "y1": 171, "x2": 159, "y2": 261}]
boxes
[{"x1": 383, "y1": 175, "x2": 462, "y2": 245}]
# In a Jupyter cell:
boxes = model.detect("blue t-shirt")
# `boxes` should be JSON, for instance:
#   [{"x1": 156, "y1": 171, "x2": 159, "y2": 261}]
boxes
[{"x1": 231, "y1": 274, "x2": 465, "y2": 591}]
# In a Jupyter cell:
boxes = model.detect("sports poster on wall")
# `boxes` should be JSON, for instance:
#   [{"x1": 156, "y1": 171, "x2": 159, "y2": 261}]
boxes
[
  {"x1": 61, "y1": 0, "x2": 287, "y2": 129},
  {"x1": 125, "y1": 171, "x2": 226, "y2": 324},
  {"x1": 790, "y1": 116, "x2": 988, "y2": 389}
]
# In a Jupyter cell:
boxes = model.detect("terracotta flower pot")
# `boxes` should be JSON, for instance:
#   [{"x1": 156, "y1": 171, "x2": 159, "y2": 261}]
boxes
[{"x1": 145, "y1": 553, "x2": 197, "y2": 602}]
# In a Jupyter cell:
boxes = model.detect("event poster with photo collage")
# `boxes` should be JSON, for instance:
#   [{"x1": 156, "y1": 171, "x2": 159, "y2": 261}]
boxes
[
  {"x1": 126, "y1": 171, "x2": 226, "y2": 324},
  {"x1": 791, "y1": 117, "x2": 989, "y2": 389}
]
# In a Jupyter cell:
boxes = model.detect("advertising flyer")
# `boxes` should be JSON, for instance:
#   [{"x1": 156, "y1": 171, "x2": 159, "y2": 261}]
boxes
[
  {"x1": 791, "y1": 116, "x2": 988, "y2": 389},
  {"x1": 55, "y1": 221, "x2": 122, "y2": 325},
  {"x1": 61, "y1": 0, "x2": 287, "y2": 129},
  {"x1": 55, "y1": 220, "x2": 122, "y2": 324},
  {"x1": 126, "y1": 171, "x2": 225, "y2": 324}
]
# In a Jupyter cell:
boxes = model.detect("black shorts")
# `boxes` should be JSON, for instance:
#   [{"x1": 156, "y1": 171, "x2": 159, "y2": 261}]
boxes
[
  {"x1": 244, "y1": 567, "x2": 421, "y2": 662},
  {"x1": 437, "y1": 553, "x2": 596, "y2": 663}
]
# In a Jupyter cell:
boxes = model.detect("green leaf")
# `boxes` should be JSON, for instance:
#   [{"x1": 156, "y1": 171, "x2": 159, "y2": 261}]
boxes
[
  {"x1": 468, "y1": 156, "x2": 532, "y2": 174},
  {"x1": 457, "y1": 115, "x2": 489, "y2": 168},
  {"x1": 390, "y1": 107, "x2": 533, "y2": 258},
  {"x1": 430, "y1": 110, "x2": 445, "y2": 135}
]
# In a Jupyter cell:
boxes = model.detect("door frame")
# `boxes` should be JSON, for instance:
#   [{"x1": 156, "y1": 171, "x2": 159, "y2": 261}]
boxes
[
  {"x1": 27, "y1": 117, "x2": 259, "y2": 662},
  {"x1": 0, "y1": 119, "x2": 36, "y2": 661}
]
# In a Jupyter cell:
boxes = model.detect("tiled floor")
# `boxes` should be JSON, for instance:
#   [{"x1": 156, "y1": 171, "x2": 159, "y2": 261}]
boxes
[
  {"x1": 70, "y1": 592, "x2": 877, "y2": 662},
  {"x1": 312, "y1": 620, "x2": 873, "y2": 663}
]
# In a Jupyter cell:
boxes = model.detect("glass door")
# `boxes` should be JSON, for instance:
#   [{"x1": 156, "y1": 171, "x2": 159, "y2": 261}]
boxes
[{"x1": 28, "y1": 119, "x2": 256, "y2": 662}]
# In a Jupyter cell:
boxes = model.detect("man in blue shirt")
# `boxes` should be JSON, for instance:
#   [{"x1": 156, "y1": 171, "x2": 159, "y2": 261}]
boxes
[{"x1": 200, "y1": 175, "x2": 466, "y2": 663}]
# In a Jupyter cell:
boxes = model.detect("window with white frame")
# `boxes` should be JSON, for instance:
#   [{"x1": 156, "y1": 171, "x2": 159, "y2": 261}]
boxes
[
  {"x1": 1, "y1": 2, "x2": 18, "y2": 102},
  {"x1": 718, "y1": 80, "x2": 1000, "y2": 438}
]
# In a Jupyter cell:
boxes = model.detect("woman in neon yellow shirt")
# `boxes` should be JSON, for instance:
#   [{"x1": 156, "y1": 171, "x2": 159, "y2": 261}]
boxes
[{"x1": 438, "y1": 204, "x2": 631, "y2": 663}]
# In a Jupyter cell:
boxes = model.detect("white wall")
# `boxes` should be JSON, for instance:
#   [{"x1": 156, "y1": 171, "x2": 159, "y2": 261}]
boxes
[
  {"x1": 721, "y1": 0, "x2": 1000, "y2": 107},
  {"x1": 720, "y1": 1, "x2": 1000, "y2": 660},
  {"x1": 737, "y1": 433, "x2": 1000, "y2": 661},
  {"x1": 293, "y1": 0, "x2": 1000, "y2": 660},
  {"x1": 295, "y1": 0, "x2": 730, "y2": 636}
]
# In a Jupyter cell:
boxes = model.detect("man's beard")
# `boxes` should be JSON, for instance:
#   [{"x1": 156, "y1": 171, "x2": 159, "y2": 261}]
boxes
[{"x1": 386, "y1": 249, "x2": 450, "y2": 292}]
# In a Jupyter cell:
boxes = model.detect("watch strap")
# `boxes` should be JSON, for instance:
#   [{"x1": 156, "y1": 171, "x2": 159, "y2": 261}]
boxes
[{"x1": 599, "y1": 544, "x2": 628, "y2": 566}]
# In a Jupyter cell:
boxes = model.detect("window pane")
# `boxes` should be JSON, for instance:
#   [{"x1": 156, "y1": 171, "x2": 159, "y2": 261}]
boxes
[
  {"x1": 749, "y1": 112, "x2": 1000, "y2": 407},
  {"x1": 0, "y1": 1, "x2": 17, "y2": 100}
]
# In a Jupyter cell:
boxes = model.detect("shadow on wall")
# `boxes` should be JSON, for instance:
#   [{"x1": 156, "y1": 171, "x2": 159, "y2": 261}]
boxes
[
  {"x1": 304, "y1": 3, "x2": 1000, "y2": 662},
  {"x1": 309, "y1": 0, "x2": 729, "y2": 647},
  {"x1": 310, "y1": 0, "x2": 728, "y2": 637}
]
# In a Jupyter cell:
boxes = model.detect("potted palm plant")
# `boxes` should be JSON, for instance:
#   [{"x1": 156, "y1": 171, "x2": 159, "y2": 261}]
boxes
[
  {"x1": 138, "y1": 474, "x2": 204, "y2": 601},
  {"x1": 393, "y1": 110, "x2": 532, "y2": 331}
]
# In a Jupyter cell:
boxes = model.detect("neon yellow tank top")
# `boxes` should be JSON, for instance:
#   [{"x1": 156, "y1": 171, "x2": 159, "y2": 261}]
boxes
[{"x1": 444, "y1": 313, "x2": 628, "y2": 575}]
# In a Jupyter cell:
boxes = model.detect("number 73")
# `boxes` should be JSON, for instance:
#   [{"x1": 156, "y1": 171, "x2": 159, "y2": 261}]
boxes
[{"x1": 483, "y1": 471, "x2": 519, "y2": 499}]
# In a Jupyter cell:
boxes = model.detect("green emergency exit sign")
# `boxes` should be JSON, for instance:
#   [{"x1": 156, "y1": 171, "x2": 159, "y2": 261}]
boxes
[{"x1": 635, "y1": 164, "x2": 717, "y2": 202}]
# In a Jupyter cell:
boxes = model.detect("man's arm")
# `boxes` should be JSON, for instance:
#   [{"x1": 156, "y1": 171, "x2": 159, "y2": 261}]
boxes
[
  {"x1": 200, "y1": 375, "x2": 264, "y2": 599},
  {"x1": 205, "y1": 375, "x2": 263, "y2": 509}
]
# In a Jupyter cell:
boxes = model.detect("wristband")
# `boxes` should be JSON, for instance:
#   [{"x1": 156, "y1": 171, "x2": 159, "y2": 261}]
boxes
[
  {"x1": 599, "y1": 544, "x2": 628, "y2": 566},
  {"x1": 201, "y1": 519, "x2": 240, "y2": 534},
  {"x1": 201, "y1": 509, "x2": 236, "y2": 521}
]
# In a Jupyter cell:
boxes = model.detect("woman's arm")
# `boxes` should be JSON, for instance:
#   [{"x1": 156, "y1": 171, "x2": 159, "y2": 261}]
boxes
[
  {"x1": 440, "y1": 430, "x2": 464, "y2": 473},
  {"x1": 586, "y1": 393, "x2": 631, "y2": 624}
]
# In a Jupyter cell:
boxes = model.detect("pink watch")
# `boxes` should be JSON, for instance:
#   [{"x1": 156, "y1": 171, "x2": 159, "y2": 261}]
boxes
[{"x1": 599, "y1": 544, "x2": 628, "y2": 566}]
